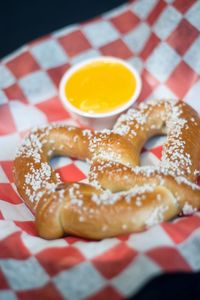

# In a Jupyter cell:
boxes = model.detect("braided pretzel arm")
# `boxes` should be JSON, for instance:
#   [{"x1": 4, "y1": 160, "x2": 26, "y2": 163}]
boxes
[
  {"x1": 13, "y1": 124, "x2": 139, "y2": 238},
  {"x1": 89, "y1": 99, "x2": 200, "y2": 218},
  {"x1": 13, "y1": 99, "x2": 200, "y2": 239},
  {"x1": 90, "y1": 99, "x2": 200, "y2": 184}
]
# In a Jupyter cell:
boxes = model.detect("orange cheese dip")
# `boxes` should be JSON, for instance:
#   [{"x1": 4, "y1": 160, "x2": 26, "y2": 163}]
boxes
[{"x1": 65, "y1": 60, "x2": 137, "y2": 114}]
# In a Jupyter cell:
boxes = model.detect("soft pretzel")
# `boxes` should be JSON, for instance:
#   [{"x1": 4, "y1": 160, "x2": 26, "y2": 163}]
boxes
[{"x1": 13, "y1": 99, "x2": 200, "y2": 239}]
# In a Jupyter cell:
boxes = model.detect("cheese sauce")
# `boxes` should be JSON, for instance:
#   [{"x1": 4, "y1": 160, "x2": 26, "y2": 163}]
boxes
[{"x1": 65, "y1": 60, "x2": 137, "y2": 114}]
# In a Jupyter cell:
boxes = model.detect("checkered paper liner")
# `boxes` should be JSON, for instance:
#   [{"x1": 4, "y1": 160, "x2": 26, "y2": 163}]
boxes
[{"x1": 0, "y1": 0, "x2": 200, "y2": 299}]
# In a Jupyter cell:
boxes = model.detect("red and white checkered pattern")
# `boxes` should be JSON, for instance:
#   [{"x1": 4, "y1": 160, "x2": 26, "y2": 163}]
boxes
[{"x1": 0, "y1": 0, "x2": 200, "y2": 299}]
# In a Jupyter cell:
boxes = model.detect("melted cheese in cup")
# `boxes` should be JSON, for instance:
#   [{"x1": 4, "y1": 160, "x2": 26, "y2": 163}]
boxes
[{"x1": 59, "y1": 57, "x2": 141, "y2": 120}]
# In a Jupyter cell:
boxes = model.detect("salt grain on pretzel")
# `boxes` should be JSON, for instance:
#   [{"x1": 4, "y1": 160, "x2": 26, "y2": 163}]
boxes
[{"x1": 13, "y1": 99, "x2": 200, "y2": 239}]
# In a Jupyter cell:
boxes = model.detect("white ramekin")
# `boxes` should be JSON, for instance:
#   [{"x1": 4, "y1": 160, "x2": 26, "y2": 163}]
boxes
[{"x1": 59, "y1": 56, "x2": 142, "y2": 129}]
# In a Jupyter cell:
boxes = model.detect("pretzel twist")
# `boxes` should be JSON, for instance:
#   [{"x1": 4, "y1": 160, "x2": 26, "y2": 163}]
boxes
[{"x1": 13, "y1": 99, "x2": 200, "y2": 239}]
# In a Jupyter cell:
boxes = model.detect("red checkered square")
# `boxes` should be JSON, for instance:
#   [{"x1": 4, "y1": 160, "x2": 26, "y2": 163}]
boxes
[
  {"x1": 58, "y1": 30, "x2": 91, "y2": 57},
  {"x1": 36, "y1": 96, "x2": 70, "y2": 122},
  {"x1": 14, "y1": 221, "x2": 37, "y2": 236},
  {"x1": 3, "y1": 84, "x2": 28, "y2": 104},
  {"x1": 0, "y1": 271, "x2": 9, "y2": 289},
  {"x1": 56, "y1": 163, "x2": 86, "y2": 182},
  {"x1": 17, "y1": 283, "x2": 63, "y2": 300},
  {"x1": 100, "y1": 39, "x2": 133, "y2": 59},
  {"x1": 64, "y1": 235, "x2": 89, "y2": 244},
  {"x1": 88, "y1": 286, "x2": 122, "y2": 300},
  {"x1": 92, "y1": 243, "x2": 137, "y2": 279},
  {"x1": 117, "y1": 234, "x2": 130, "y2": 242},
  {"x1": 0, "y1": 104, "x2": 16, "y2": 135},
  {"x1": 167, "y1": 61, "x2": 198, "y2": 98},
  {"x1": 173, "y1": 0, "x2": 196, "y2": 14},
  {"x1": 0, "y1": 183, "x2": 22, "y2": 204},
  {"x1": 6, "y1": 52, "x2": 40, "y2": 79},
  {"x1": 137, "y1": 69, "x2": 159, "y2": 102},
  {"x1": 36, "y1": 246, "x2": 85, "y2": 276},
  {"x1": 137, "y1": 82, "x2": 152, "y2": 103},
  {"x1": 111, "y1": 10, "x2": 140, "y2": 34},
  {"x1": 162, "y1": 216, "x2": 200, "y2": 244},
  {"x1": 0, "y1": 232, "x2": 30, "y2": 259},
  {"x1": 140, "y1": 33, "x2": 160, "y2": 61},
  {"x1": 146, "y1": 247, "x2": 191, "y2": 272},
  {"x1": 0, "y1": 210, "x2": 4, "y2": 220},
  {"x1": 47, "y1": 63, "x2": 71, "y2": 87},
  {"x1": 167, "y1": 19, "x2": 199, "y2": 56},
  {"x1": 150, "y1": 146, "x2": 163, "y2": 160},
  {"x1": 147, "y1": 0, "x2": 166, "y2": 25}
]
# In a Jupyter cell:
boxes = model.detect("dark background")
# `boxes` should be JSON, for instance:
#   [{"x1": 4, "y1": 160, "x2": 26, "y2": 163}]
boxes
[
  {"x1": 0, "y1": 0, "x2": 199, "y2": 299},
  {"x1": 0, "y1": 0, "x2": 126, "y2": 58}
]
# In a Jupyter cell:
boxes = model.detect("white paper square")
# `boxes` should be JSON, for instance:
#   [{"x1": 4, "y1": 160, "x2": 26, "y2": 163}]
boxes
[
  {"x1": 83, "y1": 21, "x2": 119, "y2": 48},
  {"x1": 146, "y1": 42, "x2": 180, "y2": 82},
  {"x1": 185, "y1": 1, "x2": 200, "y2": 31},
  {"x1": 19, "y1": 70, "x2": 57, "y2": 104},
  {"x1": 0, "y1": 257, "x2": 49, "y2": 290},
  {"x1": 0, "y1": 65, "x2": 15, "y2": 89},
  {"x1": 124, "y1": 23, "x2": 151, "y2": 54},
  {"x1": 153, "y1": 6, "x2": 182, "y2": 40},
  {"x1": 31, "y1": 39, "x2": 68, "y2": 69},
  {"x1": 53, "y1": 262, "x2": 105, "y2": 300},
  {"x1": 184, "y1": 37, "x2": 200, "y2": 74}
]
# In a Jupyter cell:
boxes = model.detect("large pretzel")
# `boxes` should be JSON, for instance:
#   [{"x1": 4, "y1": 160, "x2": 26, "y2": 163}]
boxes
[{"x1": 13, "y1": 99, "x2": 200, "y2": 239}]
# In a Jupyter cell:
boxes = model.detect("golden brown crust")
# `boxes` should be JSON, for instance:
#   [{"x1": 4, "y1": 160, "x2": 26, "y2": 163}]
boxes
[{"x1": 13, "y1": 99, "x2": 200, "y2": 239}]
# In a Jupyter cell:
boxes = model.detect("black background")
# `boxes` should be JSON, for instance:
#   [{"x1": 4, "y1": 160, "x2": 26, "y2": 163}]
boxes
[
  {"x1": 0, "y1": 0, "x2": 126, "y2": 58},
  {"x1": 0, "y1": 1, "x2": 199, "y2": 299}
]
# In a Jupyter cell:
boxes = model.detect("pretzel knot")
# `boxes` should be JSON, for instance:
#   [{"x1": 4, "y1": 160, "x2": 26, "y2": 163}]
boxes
[{"x1": 14, "y1": 99, "x2": 200, "y2": 239}]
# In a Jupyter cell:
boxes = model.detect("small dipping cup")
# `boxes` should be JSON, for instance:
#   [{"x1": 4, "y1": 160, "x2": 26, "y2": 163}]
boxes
[{"x1": 59, "y1": 56, "x2": 142, "y2": 130}]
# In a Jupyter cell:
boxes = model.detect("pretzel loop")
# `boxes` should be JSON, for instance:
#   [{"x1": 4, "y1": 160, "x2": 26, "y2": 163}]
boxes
[{"x1": 14, "y1": 99, "x2": 200, "y2": 239}]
